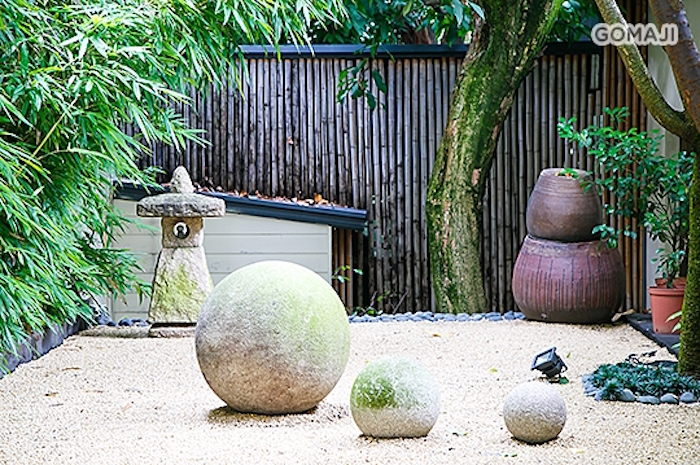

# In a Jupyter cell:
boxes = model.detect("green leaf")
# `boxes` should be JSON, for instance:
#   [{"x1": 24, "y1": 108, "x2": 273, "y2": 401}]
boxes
[
  {"x1": 467, "y1": 1, "x2": 484, "y2": 20},
  {"x1": 371, "y1": 69, "x2": 387, "y2": 93},
  {"x1": 453, "y1": 0, "x2": 464, "y2": 25},
  {"x1": 78, "y1": 37, "x2": 89, "y2": 60}
]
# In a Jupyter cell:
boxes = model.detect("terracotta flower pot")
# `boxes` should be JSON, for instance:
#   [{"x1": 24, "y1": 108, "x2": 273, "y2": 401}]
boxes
[
  {"x1": 526, "y1": 168, "x2": 603, "y2": 242},
  {"x1": 648, "y1": 286, "x2": 685, "y2": 334},
  {"x1": 512, "y1": 235, "x2": 625, "y2": 323}
]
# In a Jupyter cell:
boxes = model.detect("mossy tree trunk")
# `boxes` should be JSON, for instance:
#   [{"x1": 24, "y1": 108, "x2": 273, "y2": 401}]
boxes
[
  {"x1": 426, "y1": 0, "x2": 563, "y2": 314},
  {"x1": 595, "y1": 0, "x2": 700, "y2": 377},
  {"x1": 684, "y1": 150, "x2": 700, "y2": 377},
  {"x1": 651, "y1": 0, "x2": 700, "y2": 378}
]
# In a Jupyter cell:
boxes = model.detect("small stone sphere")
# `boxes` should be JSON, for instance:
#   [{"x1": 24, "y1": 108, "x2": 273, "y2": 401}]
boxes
[
  {"x1": 195, "y1": 260, "x2": 350, "y2": 414},
  {"x1": 350, "y1": 357, "x2": 440, "y2": 438},
  {"x1": 503, "y1": 381, "x2": 567, "y2": 444}
]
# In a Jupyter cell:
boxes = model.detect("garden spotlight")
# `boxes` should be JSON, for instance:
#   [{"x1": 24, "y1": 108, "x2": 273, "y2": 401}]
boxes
[{"x1": 531, "y1": 347, "x2": 567, "y2": 379}]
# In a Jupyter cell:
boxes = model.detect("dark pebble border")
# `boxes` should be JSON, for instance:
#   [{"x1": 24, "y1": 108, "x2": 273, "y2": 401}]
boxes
[
  {"x1": 580, "y1": 373, "x2": 699, "y2": 405},
  {"x1": 349, "y1": 310, "x2": 525, "y2": 323},
  {"x1": 0, "y1": 319, "x2": 87, "y2": 380}
]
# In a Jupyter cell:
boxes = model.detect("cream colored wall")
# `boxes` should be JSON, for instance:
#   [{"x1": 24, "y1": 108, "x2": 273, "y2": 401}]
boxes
[
  {"x1": 109, "y1": 199, "x2": 332, "y2": 322},
  {"x1": 645, "y1": 4, "x2": 700, "y2": 305}
]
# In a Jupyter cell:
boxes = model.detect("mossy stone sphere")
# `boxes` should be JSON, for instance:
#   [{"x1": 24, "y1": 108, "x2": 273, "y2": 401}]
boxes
[
  {"x1": 503, "y1": 381, "x2": 567, "y2": 444},
  {"x1": 195, "y1": 260, "x2": 350, "y2": 414},
  {"x1": 350, "y1": 357, "x2": 440, "y2": 438}
]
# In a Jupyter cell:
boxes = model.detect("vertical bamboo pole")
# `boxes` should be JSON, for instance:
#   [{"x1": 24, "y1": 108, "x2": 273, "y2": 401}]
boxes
[
  {"x1": 395, "y1": 59, "x2": 406, "y2": 306},
  {"x1": 284, "y1": 59, "x2": 294, "y2": 197},
  {"x1": 299, "y1": 59, "x2": 309, "y2": 196},
  {"x1": 411, "y1": 58, "x2": 421, "y2": 312},
  {"x1": 347, "y1": 59, "x2": 360, "y2": 207},
  {"x1": 291, "y1": 59, "x2": 301, "y2": 196},
  {"x1": 404, "y1": 59, "x2": 413, "y2": 312},
  {"x1": 269, "y1": 58, "x2": 278, "y2": 194}
]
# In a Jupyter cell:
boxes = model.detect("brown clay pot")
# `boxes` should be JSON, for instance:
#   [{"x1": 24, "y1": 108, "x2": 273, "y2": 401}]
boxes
[
  {"x1": 512, "y1": 235, "x2": 625, "y2": 323},
  {"x1": 648, "y1": 287, "x2": 685, "y2": 334},
  {"x1": 526, "y1": 168, "x2": 603, "y2": 242}
]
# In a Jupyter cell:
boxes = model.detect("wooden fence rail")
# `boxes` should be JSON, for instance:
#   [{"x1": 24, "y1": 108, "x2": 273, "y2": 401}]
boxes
[{"x1": 132, "y1": 10, "x2": 648, "y2": 314}]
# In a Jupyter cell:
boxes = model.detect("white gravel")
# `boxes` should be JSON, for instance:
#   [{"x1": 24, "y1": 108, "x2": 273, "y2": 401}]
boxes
[{"x1": 0, "y1": 320, "x2": 697, "y2": 465}]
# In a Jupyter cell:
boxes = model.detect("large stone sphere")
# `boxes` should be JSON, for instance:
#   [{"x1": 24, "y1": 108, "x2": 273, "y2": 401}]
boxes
[
  {"x1": 503, "y1": 381, "x2": 567, "y2": 444},
  {"x1": 350, "y1": 357, "x2": 440, "y2": 438},
  {"x1": 195, "y1": 260, "x2": 350, "y2": 414}
]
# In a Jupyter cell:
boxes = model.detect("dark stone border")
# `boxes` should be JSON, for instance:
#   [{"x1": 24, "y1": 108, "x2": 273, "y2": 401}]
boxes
[
  {"x1": 625, "y1": 313, "x2": 679, "y2": 356},
  {"x1": 0, "y1": 319, "x2": 87, "y2": 379},
  {"x1": 349, "y1": 310, "x2": 525, "y2": 323}
]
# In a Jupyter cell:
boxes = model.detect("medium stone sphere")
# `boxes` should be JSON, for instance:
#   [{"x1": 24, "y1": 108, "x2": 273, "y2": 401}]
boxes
[
  {"x1": 195, "y1": 260, "x2": 350, "y2": 414},
  {"x1": 503, "y1": 381, "x2": 567, "y2": 444},
  {"x1": 350, "y1": 357, "x2": 440, "y2": 438}
]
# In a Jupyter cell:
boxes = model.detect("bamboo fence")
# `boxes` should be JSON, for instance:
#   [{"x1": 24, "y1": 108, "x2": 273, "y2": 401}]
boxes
[{"x1": 132, "y1": 8, "x2": 648, "y2": 313}]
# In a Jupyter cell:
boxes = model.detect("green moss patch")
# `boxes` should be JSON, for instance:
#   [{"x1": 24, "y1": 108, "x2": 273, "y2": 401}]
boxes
[
  {"x1": 350, "y1": 358, "x2": 432, "y2": 410},
  {"x1": 351, "y1": 373, "x2": 399, "y2": 409}
]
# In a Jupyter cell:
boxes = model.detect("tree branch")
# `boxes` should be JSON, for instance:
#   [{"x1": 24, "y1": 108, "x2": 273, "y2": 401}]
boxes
[
  {"x1": 651, "y1": 0, "x2": 700, "y2": 140},
  {"x1": 594, "y1": 0, "x2": 699, "y2": 143}
]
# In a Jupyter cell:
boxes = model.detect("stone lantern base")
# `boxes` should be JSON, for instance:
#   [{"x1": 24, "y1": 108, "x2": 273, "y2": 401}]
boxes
[{"x1": 149, "y1": 247, "x2": 213, "y2": 323}]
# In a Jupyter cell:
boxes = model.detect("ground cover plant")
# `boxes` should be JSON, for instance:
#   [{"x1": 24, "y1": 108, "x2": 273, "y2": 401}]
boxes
[
  {"x1": 0, "y1": 0, "x2": 341, "y2": 366},
  {"x1": 591, "y1": 361, "x2": 700, "y2": 400}
]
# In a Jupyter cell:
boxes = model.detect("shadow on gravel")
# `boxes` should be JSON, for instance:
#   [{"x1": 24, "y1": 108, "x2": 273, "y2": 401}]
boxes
[{"x1": 206, "y1": 402, "x2": 349, "y2": 427}]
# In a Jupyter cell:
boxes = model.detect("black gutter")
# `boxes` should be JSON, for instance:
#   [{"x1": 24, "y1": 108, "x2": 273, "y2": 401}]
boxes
[
  {"x1": 239, "y1": 44, "x2": 468, "y2": 59},
  {"x1": 114, "y1": 182, "x2": 367, "y2": 231},
  {"x1": 238, "y1": 41, "x2": 600, "y2": 60}
]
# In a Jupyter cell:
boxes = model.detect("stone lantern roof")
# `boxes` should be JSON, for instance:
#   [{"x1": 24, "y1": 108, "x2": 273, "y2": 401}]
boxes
[{"x1": 136, "y1": 166, "x2": 225, "y2": 218}]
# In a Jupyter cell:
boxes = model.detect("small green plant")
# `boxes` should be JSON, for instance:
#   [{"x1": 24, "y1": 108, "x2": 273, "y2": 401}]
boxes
[
  {"x1": 591, "y1": 361, "x2": 700, "y2": 400},
  {"x1": 331, "y1": 265, "x2": 363, "y2": 284},
  {"x1": 558, "y1": 107, "x2": 692, "y2": 287},
  {"x1": 352, "y1": 290, "x2": 389, "y2": 317},
  {"x1": 557, "y1": 167, "x2": 579, "y2": 178}
]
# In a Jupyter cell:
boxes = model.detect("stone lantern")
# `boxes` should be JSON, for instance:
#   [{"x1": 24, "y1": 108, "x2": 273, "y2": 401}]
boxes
[{"x1": 137, "y1": 166, "x2": 225, "y2": 323}]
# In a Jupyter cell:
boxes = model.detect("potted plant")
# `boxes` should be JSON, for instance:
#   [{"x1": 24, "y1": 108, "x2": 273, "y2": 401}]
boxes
[{"x1": 558, "y1": 107, "x2": 692, "y2": 334}]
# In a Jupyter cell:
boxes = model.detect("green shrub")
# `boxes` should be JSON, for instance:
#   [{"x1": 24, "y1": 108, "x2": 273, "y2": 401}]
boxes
[{"x1": 558, "y1": 107, "x2": 692, "y2": 286}]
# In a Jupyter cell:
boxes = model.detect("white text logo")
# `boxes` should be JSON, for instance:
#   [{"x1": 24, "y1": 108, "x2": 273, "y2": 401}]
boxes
[{"x1": 591, "y1": 23, "x2": 679, "y2": 46}]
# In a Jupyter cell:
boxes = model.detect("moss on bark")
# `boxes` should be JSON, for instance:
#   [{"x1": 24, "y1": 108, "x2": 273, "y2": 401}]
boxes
[
  {"x1": 426, "y1": 0, "x2": 563, "y2": 314},
  {"x1": 679, "y1": 149, "x2": 700, "y2": 377}
]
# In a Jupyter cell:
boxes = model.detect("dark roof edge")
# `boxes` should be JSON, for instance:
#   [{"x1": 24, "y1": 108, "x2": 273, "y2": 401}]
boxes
[
  {"x1": 113, "y1": 182, "x2": 367, "y2": 231},
  {"x1": 239, "y1": 44, "x2": 468, "y2": 59},
  {"x1": 238, "y1": 42, "x2": 600, "y2": 59}
]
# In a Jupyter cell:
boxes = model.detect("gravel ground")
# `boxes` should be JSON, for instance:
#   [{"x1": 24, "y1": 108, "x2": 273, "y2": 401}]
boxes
[{"x1": 0, "y1": 320, "x2": 697, "y2": 465}]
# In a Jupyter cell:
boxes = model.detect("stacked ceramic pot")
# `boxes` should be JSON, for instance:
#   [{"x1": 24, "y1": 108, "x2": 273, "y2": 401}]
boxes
[{"x1": 512, "y1": 168, "x2": 625, "y2": 323}]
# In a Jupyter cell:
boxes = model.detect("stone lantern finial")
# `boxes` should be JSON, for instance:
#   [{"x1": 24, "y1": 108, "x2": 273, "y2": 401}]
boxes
[{"x1": 170, "y1": 166, "x2": 195, "y2": 194}]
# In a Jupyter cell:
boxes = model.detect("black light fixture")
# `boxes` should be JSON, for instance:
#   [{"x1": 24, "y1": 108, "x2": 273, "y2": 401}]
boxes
[{"x1": 531, "y1": 347, "x2": 567, "y2": 379}]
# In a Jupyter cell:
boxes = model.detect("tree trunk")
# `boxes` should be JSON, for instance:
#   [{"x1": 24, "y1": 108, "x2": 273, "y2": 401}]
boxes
[
  {"x1": 426, "y1": 0, "x2": 562, "y2": 314},
  {"x1": 681, "y1": 149, "x2": 700, "y2": 377},
  {"x1": 651, "y1": 0, "x2": 700, "y2": 378}
]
